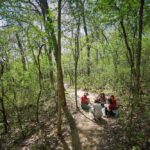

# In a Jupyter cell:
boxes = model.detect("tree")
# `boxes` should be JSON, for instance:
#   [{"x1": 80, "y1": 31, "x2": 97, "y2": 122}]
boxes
[
  {"x1": 16, "y1": 32, "x2": 27, "y2": 71},
  {"x1": 38, "y1": 0, "x2": 54, "y2": 87},
  {"x1": 135, "y1": 0, "x2": 145, "y2": 94},
  {"x1": 79, "y1": 0, "x2": 91, "y2": 76},
  {"x1": 0, "y1": 61, "x2": 9, "y2": 133}
]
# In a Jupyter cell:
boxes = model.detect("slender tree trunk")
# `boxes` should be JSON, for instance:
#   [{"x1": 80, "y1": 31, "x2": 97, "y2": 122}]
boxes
[
  {"x1": 47, "y1": 50, "x2": 54, "y2": 87},
  {"x1": 39, "y1": 0, "x2": 54, "y2": 88},
  {"x1": 36, "y1": 45, "x2": 43, "y2": 123},
  {"x1": 135, "y1": 0, "x2": 145, "y2": 94},
  {"x1": 74, "y1": 18, "x2": 80, "y2": 110},
  {"x1": 74, "y1": 45, "x2": 78, "y2": 110},
  {"x1": 120, "y1": 19, "x2": 136, "y2": 92},
  {"x1": 39, "y1": 0, "x2": 66, "y2": 135},
  {"x1": 83, "y1": 13, "x2": 90, "y2": 76},
  {"x1": 16, "y1": 33, "x2": 27, "y2": 71},
  {"x1": 80, "y1": 0, "x2": 90, "y2": 76},
  {"x1": 0, "y1": 63, "x2": 8, "y2": 133},
  {"x1": 38, "y1": 0, "x2": 66, "y2": 105},
  {"x1": 0, "y1": 97, "x2": 8, "y2": 133},
  {"x1": 12, "y1": 78, "x2": 24, "y2": 136},
  {"x1": 56, "y1": 0, "x2": 67, "y2": 136},
  {"x1": 119, "y1": 1, "x2": 145, "y2": 143},
  {"x1": 67, "y1": 71, "x2": 74, "y2": 85},
  {"x1": 27, "y1": 37, "x2": 43, "y2": 123}
]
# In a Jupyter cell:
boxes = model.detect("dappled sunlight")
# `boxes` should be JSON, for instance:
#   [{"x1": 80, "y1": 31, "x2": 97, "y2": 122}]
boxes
[
  {"x1": 66, "y1": 88, "x2": 118, "y2": 149},
  {"x1": 0, "y1": 0, "x2": 149, "y2": 149}
]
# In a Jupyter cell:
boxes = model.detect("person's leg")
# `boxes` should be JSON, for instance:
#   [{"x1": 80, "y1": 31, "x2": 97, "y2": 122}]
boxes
[
  {"x1": 113, "y1": 109, "x2": 118, "y2": 117},
  {"x1": 105, "y1": 108, "x2": 109, "y2": 116},
  {"x1": 81, "y1": 104, "x2": 89, "y2": 111},
  {"x1": 89, "y1": 105, "x2": 94, "y2": 114},
  {"x1": 109, "y1": 110, "x2": 115, "y2": 116}
]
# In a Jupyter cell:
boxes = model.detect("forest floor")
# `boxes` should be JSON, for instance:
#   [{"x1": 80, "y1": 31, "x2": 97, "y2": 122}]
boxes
[{"x1": 2, "y1": 88, "x2": 120, "y2": 150}]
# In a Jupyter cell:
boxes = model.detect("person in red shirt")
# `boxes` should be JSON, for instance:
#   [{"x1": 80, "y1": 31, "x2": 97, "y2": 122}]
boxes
[
  {"x1": 81, "y1": 92, "x2": 90, "y2": 111},
  {"x1": 110, "y1": 95, "x2": 117, "y2": 110},
  {"x1": 106, "y1": 95, "x2": 117, "y2": 117}
]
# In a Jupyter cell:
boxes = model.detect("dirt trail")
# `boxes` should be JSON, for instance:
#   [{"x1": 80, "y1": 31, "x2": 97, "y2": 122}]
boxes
[{"x1": 66, "y1": 88, "x2": 117, "y2": 150}]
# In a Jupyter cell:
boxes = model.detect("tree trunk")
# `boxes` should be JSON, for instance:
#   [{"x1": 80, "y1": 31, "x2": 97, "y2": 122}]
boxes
[
  {"x1": 56, "y1": 0, "x2": 66, "y2": 136},
  {"x1": 74, "y1": 44, "x2": 78, "y2": 110},
  {"x1": 120, "y1": 19, "x2": 136, "y2": 92},
  {"x1": 80, "y1": 0, "x2": 90, "y2": 76},
  {"x1": 135, "y1": 0, "x2": 145, "y2": 94},
  {"x1": 36, "y1": 45, "x2": 43, "y2": 123},
  {"x1": 74, "y1": 18, "x2": 80, "y2": 110},
  {"x1": 38, "y1": 0, "x2": 66, "y2": 135},
  {"x1": 39, "y1": 0, "x2": 54, "y2": 88},
  {"x1": 16, "y1": 33, "x2": 27, "y2": 71},
  {"x1": 47, "y1": 50, "x2": 54, "y2": 87},
  {"x1": 27, "y1": 40, "x2": 43, "y2": 123},
  {"x1": 12, "y1": 78, "x2": 24, "y2": 136},
  {"x1": 0, "y1": 63, "x2": 8, "y2": 133},
  {"x1": 0, "y1": 97, "x2": 8, "y2": 133}
]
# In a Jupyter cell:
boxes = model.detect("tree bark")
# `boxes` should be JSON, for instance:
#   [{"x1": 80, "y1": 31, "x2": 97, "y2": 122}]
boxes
[
  {"x1": 56, "y1": 0, "x2": 66, "y2": 136},
  {"x1": 39, "y1": 0, "x2": 54, "y2": 88},
  {"x1": 120, "y1": 18, "x2": 136, "y2": 92},
  {"x1": 80, "y1": 0, "x2": 91, "y2": 76},
  {"x1": 46, "y1": 47, "x2": 54, "y2": 87},
  {"x1": 120, "y1": 19, "x2": 134, "y2": 71},
  {"x1": 0, "y1": 63, "x2": 8, "y2": 133},
  {"x1": 74, "y1": 18, "x2": 80, "y2": 110},
  {"x1": 45, "y1": 0, "x2": 66, "y2": 106},
  {"x1": 16, "y1": 33, "x2": 27, "y2": 71},
  {"x1": 27, "y1": 38, "x2": 43, "y2": 123},
  {"x1": 0, "y1": 96, "x2": 8, "y2": 133},
  {"x1": 12, "y1": 78, "x2": 24, "y2": 136},
  {"x1": 135, "y1": 0, "x2": 145, "y2": 94},
  {"x1": 38, "y1": 0, "x2": 66, "y2": 135},
  {"x1": 36, "y1": 44, "x2": 43, "y2": 123}
]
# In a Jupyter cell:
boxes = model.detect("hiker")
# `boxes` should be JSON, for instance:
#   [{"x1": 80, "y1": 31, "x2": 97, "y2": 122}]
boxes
[
  {"x1": 94, "y1": 93, "x2": 107, "y2": 117},
  {"x1": 93, "y1": 102, "x2": 103, "y2": 120},
  {"x1": 94, "y1": 94, "x2": 101, "y2": 103},
  {"x1": 94, "y1": 93, "x2": 106, "y2": 105},
  {"x1": 105, "y1": 95, "x2": 118, "y2": 117},
  {"x1": 100, "y1": 93, "x2": 106, "y2": 106},
  {"x1": 110, "y1": 95, "x2": 117, "y2": 110},
  {"x1": 81, "y1": 92, "x2": 90, "y2": 111}
]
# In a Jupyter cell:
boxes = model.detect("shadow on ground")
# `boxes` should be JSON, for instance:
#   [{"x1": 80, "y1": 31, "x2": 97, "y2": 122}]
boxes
[{"x1": 63, "y1": 105, "x2": 82, "y2": 150}]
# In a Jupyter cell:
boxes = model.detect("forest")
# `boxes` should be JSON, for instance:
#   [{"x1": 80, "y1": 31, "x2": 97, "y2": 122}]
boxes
[{"x1": 0, "y1": 0, "x2": 150, "y2": 150}]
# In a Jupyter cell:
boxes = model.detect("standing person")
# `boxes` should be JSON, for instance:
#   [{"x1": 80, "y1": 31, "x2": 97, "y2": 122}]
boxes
[{"x1": 81, "y1": 92, "x2": 90, "y2": 111}]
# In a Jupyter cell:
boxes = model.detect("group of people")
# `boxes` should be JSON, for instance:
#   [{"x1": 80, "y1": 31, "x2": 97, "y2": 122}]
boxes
[{"x1": 81, "y1": 92, "x2": 118, "y2": 119}]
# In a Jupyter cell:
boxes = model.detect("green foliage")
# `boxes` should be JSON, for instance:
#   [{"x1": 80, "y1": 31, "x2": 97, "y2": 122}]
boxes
[{"x1": 0, "y1": 0, "x2": 150, "y2": 149}]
